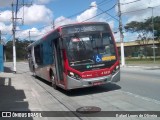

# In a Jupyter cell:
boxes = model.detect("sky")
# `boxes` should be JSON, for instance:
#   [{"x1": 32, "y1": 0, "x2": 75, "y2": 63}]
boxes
[{"x1": 0, "y1": 0, "x2": 160, "y2": 43}]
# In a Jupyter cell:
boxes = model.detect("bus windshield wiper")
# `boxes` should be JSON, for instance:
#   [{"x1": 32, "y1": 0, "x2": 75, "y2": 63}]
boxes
[{"x1": 70, "y1": 59, "x2": 94, "y2": 65}]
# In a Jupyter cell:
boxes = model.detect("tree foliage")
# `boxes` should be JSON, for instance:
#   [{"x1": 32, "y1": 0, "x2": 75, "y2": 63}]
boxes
[
  {"x1": 125, "y1": 16, "x2": 160, "y2": 43},
  {"x1": 124, "y1": 16, "x2": 160, "y2": 58},
  {"x1": 5, "y1": 39, "x2": 31, "y2": 61}
]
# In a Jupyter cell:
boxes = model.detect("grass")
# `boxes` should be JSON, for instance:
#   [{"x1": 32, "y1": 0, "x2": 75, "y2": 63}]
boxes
[
  {"x1": 125, "y1": 57, "x2": 160, "y2": 65},
  {"x1": 5, "y1": 58, "x2": 160, "y2": 65}
]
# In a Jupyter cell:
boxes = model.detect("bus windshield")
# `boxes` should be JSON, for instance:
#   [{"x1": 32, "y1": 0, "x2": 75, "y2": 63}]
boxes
[{"x1": 64, "y1": 32, "x2": 116, "y2": 67}]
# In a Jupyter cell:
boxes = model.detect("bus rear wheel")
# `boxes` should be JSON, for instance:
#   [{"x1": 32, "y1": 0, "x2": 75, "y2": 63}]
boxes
[
  {"x1": 33, "y1": 66, "x2": 36, "y2": 77},
  {"x1": 51, "y1": 73, "x2": 57, "y2": 90}
]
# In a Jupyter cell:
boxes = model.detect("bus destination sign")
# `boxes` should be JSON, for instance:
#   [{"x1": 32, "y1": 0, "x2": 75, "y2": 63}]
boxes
[{"x1": 62, "y1": 24, "x2": 108, "y2": 35}]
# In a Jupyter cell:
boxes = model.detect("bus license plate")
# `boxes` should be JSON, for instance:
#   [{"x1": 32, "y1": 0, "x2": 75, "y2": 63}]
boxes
[{"x1": 93, "y1": 81, "x2": 102, "y2": 86}]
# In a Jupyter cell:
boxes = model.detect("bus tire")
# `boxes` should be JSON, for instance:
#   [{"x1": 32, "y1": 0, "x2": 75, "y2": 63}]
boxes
[
  {"x1": 51, "y1": 72, "x2": 57, "y2": 90},
  {"x1": 33, "y1": 66, "x2": 36, "y2": 77}
]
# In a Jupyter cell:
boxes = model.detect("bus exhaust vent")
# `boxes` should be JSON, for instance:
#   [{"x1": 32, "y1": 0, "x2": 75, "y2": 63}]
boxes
[{"x1": 76, "y1": 106, "x2": 101, "y2": 114}]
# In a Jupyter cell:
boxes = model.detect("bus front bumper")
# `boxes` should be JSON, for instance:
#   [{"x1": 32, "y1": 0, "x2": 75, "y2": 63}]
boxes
[{"x1": 66, "y1": 70, "x2": 120, "y2": 90}]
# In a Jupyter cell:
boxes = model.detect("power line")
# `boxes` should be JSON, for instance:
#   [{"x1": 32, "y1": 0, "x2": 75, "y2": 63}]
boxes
[
  {"x1": 6, "y1": 35, "x2": 13, "y2": 42},
  {"x1": 31, "y1": 4, "x2": 117, "y2": 39},
  {"x1": 26, "y1": 5, "x2": 116, "y2": 40},
  {"x1": 120, "y1": 0, "x2": 141, "y2": 5},
  {"x1": 54, "y1": 0, "x2": 116, "y2": 25},
  {"x1": 122, "y1": 8, "x2": 148, "y2": 14},
  {"x1": 82, "y1": 4, "x2": 116, "y2": 22},
  {"x1": 98, "y1": 0, "x2": 113, "y2": 7},
  {"x1": 21, "y1": 1, "x2": 122, "y2": 41},
  {"x1": 97, "y1": 7, "x2": 119, "y2": 21},
  {"x1": 121, "y1": 4, "x2": 160, "y2": 14},
  {"x1": 98, "y1": 0, "x2": 110, "y2": 6},
  {"x1": 118, "y1": 0, "x2": 125, "y2": 67},
  {"x1": 20, "y1": 1, "x2": 117, "y2": 40},
  {"x1": 29, "y1": 0, "x2": 116, "y2": 31}
]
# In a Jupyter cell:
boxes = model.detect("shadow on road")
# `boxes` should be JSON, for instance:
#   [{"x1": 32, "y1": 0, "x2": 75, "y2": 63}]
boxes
[
  {"x1": 65, "y1": 83, "x2": 121, "y2": 97},
  {"x1": 34, "y1": 76, "x2": 121, "y2": 96},
  {"x1": 4, "y1": 67, "x2": 12, "y2": 73},
  {"x1": 0, "y1": 77, "x2": 33, "y2": 120}
]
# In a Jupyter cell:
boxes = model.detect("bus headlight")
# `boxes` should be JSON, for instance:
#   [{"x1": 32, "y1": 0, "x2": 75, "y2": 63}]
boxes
[
  {"x1": 68, "y1": 71, "x2": 81, "y2": 80},
  {"x1": 116, "y1": 65, "x2": 120, "y2": 70},
  {"x1": 112, "y1": 65, "x2": 120, "y2": 75}
]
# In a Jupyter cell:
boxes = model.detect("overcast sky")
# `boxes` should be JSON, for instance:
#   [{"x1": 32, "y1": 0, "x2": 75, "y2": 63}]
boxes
[{"x1": 0, "y1": 0, "x2": 160, "y2": 42}]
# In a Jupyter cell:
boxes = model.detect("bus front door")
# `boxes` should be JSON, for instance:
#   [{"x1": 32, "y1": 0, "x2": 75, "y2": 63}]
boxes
[{"x1": 54, "y1": 39, "x2": 64, "y2": 86}]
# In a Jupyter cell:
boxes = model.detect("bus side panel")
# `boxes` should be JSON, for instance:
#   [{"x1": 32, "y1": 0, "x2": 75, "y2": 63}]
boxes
[
  {"x1": 28, "y1": 46, "x2": 36, "y2": 72},
  {"x1": 28, "y1": 49, "x2": 33, "y2": 72},
  {"x1": 111, "y1": 69, "x2": 120, "y2": 82},
  {"x1": 32, "y1": 46, "x2": 36, "y2": 69},
  {"x1": 33, "y1": 38, "x2": 57, "y2": 82},
  {"x1": 37, "y1": 65, "x2": 54, "y2": 82},
  {"x1": 38, "y1": 39, "x2": 54, "y2": 81}
]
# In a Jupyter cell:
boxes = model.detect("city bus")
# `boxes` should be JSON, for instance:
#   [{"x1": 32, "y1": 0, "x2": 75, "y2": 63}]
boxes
[{"x1": 27, "y1": 22, "x2": 120, "y2": 90}]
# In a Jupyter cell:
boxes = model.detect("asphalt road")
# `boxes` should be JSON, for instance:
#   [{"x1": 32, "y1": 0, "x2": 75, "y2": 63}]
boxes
[
  {"x1": 117, "y1": 66, "x2": 160, "y2": 101},
  {"x1": 4, "y1": 62, "x2": 160, "y2": 102},
  {"x1": 2, "y1": 62, "x2": 160, "y2": 120}
]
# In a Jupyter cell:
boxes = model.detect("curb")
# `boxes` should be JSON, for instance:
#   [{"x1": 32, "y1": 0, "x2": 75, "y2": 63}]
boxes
[
  {"x1": 121, "y1": 65, "x2": 160, "y2": 69},
  {"x1": 0, "y1": 72, "x2": 15, "y2": 78}
]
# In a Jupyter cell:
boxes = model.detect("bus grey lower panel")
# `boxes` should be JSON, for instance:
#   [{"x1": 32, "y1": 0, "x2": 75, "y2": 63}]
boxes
[{"x1": 111, "y1": 70, "x2": 120, "y2": 82}]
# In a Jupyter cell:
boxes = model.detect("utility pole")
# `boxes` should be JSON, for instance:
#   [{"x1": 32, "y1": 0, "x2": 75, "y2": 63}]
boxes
[
  {"x1": 0, "y1": 30, "x2": 1, "y2": 44},
  {"x1": 12, "y1": 2, "x2": 16, "y2": 73},
  {"x1": 11, "y1": 0, "x2": 31, "y2": 73},
  {"x1": 29, "y1": 30, "x2": 31, "y2": 43},
  {"x1": 150, "y1": 7, "x2": 156, "y2": 62},
  {"x1": 52, "y1": 20, "x2": 55, "y2": 29},
  {"x1": 29, "y1": 30, "x2": 33, "y2": 44},
  {"x1": 118, "y1": 0, "x2": 125, "y2": 67}
]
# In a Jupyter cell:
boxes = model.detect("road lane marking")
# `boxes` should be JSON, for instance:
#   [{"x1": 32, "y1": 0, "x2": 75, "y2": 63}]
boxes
[{"x1": 118, "y1": 90, "x2": 160, "y2": 105}]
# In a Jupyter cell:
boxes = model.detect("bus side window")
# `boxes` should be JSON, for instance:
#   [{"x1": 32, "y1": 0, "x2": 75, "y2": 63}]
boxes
[
  {"x1": 51, "y1": 41, "x2": 55, "y2": 62},
  {"x1": 42, "y1": 40, "x2": 54, "y2": 65},
  {"x1": 34, "y1": 45, "x2": 43, "y2": 65},
  {"x1": 49, "y1": 40, "x2": 54, "y2": 63}
]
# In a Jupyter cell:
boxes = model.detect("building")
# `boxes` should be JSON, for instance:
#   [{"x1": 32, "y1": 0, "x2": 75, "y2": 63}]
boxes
[{"x1": 116, "y1": 40, "x2": 160, "y2": 58}]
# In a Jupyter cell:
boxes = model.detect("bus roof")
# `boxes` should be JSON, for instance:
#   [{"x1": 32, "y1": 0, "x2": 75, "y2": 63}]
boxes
[
  {"x1": 61, "y1": 22, "x2": 109, "y2": 28},
  {"x1": 27, "y1": 22, "x2": 109, "y2": 49}
]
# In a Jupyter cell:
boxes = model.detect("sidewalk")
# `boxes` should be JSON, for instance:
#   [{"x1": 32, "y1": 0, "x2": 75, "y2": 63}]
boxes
[{"x1": 0, "y1": 67, "x2": 44, "y2": 120}]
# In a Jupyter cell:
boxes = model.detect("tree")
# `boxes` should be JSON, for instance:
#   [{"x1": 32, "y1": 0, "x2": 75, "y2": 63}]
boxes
[
  {"x1": 124, "y1": 16, "x2": 160, "y2": 58},
  {"x1": 125, "y1": 16, "x2": 160, "y2": 42},
  {"x1": 5, "y1": 39, "x2": 31, "y2": 61},
  {"x1": 152, "y1": 16, "x2": 160, "y2": 43}
]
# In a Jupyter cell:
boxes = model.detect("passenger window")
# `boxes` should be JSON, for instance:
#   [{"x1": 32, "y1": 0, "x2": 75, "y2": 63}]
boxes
[{"x1": 34, "y1": 45, "x2": 43, "y2": 65}]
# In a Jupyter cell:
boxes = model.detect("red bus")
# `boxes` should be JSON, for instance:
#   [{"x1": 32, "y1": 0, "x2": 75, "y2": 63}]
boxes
[{"x1": 27, "y1": 22, "x2": 120, "y2": 90}]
